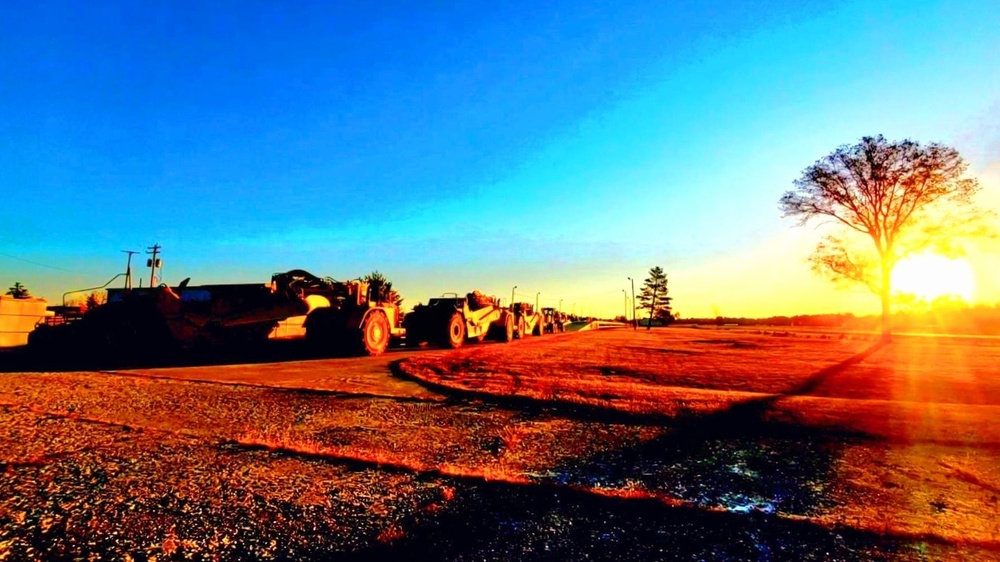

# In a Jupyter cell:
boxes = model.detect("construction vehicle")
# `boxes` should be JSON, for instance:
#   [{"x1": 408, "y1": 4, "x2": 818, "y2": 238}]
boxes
[
  {"x1": 404, "y1": 291, "x2": 515, "y2": 348},
  {"x1": 28, "y1": 269, "x2": 402, "y2": 358},
  {"x1": 511, "y1": 302, "x2": 544, "y2": 339},
  {"x1": 541, "y1": 307, "x2": 567, "y2": 333},
  {"x1": 28, "y1": 276, "x2": 309, "y2": 358},
  {"x1": 274, "y1": 269, "x2": 403, "y2": 356}
]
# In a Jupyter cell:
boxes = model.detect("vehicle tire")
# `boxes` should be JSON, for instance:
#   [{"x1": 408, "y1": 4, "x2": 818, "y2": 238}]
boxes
[
  {"x1": 502, "y1": 315, "x2": 515, "y2": 342},
  {"x1": 305, "y1": 308, "x2": 333, "y2": 350},
  {"x1": 442, "y1": 313, "x2": 465, "y2": 349},
  {"x1": 515, "y1": 318, "x2": 526, "y2": 339},
  {"x1": 402, "y1": 315, "x2": 424, "y2": 347},
  {"x1": 360, "y1": 311, "x2": 391, "y2": 356},
  {"x1": 533, "y1": 315, "x2": 543, "y2": 336}
]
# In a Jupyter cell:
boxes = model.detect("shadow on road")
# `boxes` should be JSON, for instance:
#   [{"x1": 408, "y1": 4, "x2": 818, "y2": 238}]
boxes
[{"x1": 0, "y1": 339, "x2": 430, "y2": 373}]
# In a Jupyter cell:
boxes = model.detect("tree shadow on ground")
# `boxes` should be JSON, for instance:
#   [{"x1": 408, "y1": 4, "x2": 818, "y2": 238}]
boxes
[
  {"x1": 378, "y1": 341, "x2": 926, "y2": 560},
  {"x1": 536, "y1": 341, "x2": 888, "y2": 518},
  {"x1": 390, "y1": 341, "x2": 889, "y2": 434}
]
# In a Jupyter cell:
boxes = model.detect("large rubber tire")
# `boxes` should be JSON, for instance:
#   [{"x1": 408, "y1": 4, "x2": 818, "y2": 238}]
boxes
[
  {"x1": 305, "y1": 308, "x2": 336, "y2": 351},
  {"x1": 493, "y1": 314, "x2": 514, "y2": 343},
  {"x1": 533, "y1": 315, "x2": 543, "y2": 336},
  {"x1": 403, "y1": 314, "x2": 424, "y2": 348},
  {"x1": 442, "y1": 313, "x2": 465, "y2": 349},
  {"x1": 360, "y1": 311, "x2": 391, "y2": 356},
  {"x1": 515, "y1": 318, "x2": 526, "y2": 339}
]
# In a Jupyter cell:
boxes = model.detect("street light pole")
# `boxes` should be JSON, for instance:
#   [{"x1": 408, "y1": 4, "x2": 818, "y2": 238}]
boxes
[
  {"x1": 535, "y1": 292, "x2": 540, "y2": 310},
  {"x1": 511, "y1": 285, "x2": 517, "y2": 307},
  {"x1": 628, "y1": 276, "x2": 636, "y2": 330},
  {"x1": 622, "y1": 289, "x2": 628, "y2": 323}
]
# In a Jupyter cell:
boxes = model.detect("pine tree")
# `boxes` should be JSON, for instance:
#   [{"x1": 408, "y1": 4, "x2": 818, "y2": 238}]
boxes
[
  {"x1": 364, "y1": 271, "x2": 404, "y2": 308},
  {"x1": 637, "y1": 267, "x2": 672, "y2": 329}
]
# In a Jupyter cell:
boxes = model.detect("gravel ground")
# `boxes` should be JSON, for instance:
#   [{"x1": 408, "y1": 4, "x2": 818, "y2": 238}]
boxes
[{"x1": 1, "y1": 353, "x2": 996, "y2": 560}]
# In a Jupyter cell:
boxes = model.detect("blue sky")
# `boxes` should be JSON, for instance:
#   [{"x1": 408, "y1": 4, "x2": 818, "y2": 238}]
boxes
[{"x1": 2, "y1": 0, "x2": 998, "y2": 317}]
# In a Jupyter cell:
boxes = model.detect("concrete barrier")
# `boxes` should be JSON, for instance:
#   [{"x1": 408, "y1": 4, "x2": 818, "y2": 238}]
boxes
[{"x1": 567, "y1": 321, "x2": 626, "y2": 332}]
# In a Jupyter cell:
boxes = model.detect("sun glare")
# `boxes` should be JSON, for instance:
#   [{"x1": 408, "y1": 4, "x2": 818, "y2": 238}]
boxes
[{"x1": 893, "y1": 253, "x2": 975, "y2": 302}]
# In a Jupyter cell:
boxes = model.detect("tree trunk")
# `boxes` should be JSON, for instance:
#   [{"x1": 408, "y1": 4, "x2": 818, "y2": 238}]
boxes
[
  {"x1": 880, "y1": 260, "x2": 893, "y2": 342},
  {"x1": 647, "y1": 288, "x2": 656, "y2": 331}
]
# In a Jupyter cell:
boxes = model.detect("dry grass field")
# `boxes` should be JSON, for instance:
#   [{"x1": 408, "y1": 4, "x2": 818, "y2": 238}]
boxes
[{"x1": 2, "y1": 327, "x2": 999, "y2": 560}]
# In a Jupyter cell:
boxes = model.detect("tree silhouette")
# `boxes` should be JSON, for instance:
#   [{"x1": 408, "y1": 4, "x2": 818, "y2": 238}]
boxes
[
  {"x1": 780, "y1": 135, "x2": 991, "y2": 341},
  {"x1": 363, "y1": 271, "x2": 404, "y2": 308},
  {"x1": 5, "y1": 282, "x2": 30, "y2": 299},
  {"x1": 637, "y1": 266, "x2": 672, "y2": 330},
  {"x1": 84, "y1": 291, "x2": 106, "y2": 311}
]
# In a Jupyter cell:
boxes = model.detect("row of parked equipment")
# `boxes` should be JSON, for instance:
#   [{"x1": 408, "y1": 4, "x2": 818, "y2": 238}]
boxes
[{"x1": 29, "y1": 269, "x2": 569, "y2": 358}]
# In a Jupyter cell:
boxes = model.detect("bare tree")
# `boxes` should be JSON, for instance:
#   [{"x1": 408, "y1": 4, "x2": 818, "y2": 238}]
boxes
[
  {"x1": 84, "y1": 291, "x2": 106, "y2": 312},
  {"x1": 780, "y1": 135, "x2": 991, "y2": 340}
]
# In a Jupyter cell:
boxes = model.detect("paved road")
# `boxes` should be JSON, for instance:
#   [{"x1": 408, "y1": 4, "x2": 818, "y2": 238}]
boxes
[
  {"x1": 0, "y1": 338, "x2": 489, "y2": 398},
  {"x1": 107, "y1": 344, "x2": 451, "y2": 399}
]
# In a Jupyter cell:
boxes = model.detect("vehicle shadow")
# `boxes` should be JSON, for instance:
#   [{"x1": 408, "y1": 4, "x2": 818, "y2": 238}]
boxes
[{"x1": 0, "y1": 339, "x2": 422, "y2": 373}]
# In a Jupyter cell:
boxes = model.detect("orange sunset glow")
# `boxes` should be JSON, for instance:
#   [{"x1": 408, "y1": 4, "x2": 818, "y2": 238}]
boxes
[{"x1": 893, "y1": 253, "x2": 976, "y2": 303}]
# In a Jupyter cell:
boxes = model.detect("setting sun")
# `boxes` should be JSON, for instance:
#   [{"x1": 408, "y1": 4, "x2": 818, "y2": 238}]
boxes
[{"x1": 893, "y1": 253, "x2": 975, "y2": 302}]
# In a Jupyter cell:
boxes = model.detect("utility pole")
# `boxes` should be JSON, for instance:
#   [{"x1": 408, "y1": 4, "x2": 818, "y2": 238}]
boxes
[
  {"x1": 628, "y1": 276, "x2": 636, "y2": 330},
  {"x1": 122, "y1": 250, "x2": 138, "y2": 290},
  {"x1": 146, "y1": 244, "x2": 162, "y2": 287}
]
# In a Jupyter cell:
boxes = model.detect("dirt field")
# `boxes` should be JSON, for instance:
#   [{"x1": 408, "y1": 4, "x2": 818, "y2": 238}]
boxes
[{"x1": 2, "y1": 328, "x2": 999, "y2": 560}]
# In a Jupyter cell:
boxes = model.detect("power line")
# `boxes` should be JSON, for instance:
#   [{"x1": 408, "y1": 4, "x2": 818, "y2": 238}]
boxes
[{"x1": 0, "y1": 250, "x2": 88, "y2": 274}]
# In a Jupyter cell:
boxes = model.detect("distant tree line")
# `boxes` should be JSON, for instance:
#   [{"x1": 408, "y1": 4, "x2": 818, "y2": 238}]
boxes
[
  {"x1": 674, "y1": 313, "x2": 855, "y2": 328},
  {"x1": 673, "y1": 303, "x2": 1000, "y2": 336}
]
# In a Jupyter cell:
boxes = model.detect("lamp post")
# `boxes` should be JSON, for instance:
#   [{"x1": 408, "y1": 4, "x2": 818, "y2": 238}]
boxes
[
  {"x1": 535, "y1": 292, "x2": 540, "y2": 310},
  {"x1": 511, "y1": 285, "x2": 517, "y2": 307},
  {"x1": 628, "y1": 276, "x2": 636, "y2": 330},
  {"x1": 622, "y1": 289, "x2": 628, "y2": 323}
]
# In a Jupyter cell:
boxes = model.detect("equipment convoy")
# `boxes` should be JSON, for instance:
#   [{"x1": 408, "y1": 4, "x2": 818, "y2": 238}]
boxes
[{"x1": 28, "y1": 259, "x2": 569, "y2": 358}]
